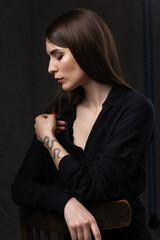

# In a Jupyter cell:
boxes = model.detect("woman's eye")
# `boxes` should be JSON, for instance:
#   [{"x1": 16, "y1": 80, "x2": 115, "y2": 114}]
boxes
[{"x1": 57, "y1": 55, "x2": 63, "y2": 61}]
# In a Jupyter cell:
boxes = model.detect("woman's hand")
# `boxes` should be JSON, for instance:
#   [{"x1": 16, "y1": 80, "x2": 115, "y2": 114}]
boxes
[
  {"x1": 34, "y1": 114, "x2": 67, "y2": 142},
  {"x1": 55, "y1": 118, "x2": 67, "y2": 135},
  {"x1": 64, "y1": 198, "x2": 101, "y2": 240}
]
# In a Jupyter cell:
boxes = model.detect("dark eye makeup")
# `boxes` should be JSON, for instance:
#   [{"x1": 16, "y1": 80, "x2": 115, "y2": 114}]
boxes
[{"x1": 57, "y1": 54, "x2": 63, "y2": 61}]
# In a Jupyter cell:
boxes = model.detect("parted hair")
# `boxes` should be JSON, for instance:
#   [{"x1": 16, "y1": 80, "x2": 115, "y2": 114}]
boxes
[{"x1": 45, "y1": 8, "x2": 133, "y2": 113}]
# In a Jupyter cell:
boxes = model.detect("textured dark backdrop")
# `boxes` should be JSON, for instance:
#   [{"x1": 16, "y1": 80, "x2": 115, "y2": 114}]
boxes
[{"x1": 0, "y1": 0, "x2": 160, "y2": 239}]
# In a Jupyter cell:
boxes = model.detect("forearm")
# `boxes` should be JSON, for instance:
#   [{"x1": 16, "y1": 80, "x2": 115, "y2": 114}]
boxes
[
  {"x1": 11, "y1": 135, "x2": 72, "y2": 215},
  {"x1": 43, "y1": 135, "x2": 69, "y2": 169}
]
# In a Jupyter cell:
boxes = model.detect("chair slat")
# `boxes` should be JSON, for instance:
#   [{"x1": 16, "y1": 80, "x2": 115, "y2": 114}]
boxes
[
  {"x1": 35, "y1": 230, "x2": 40, "y2": 240},
  {"x1": 57, "y1": 232, "x2": 64, "y2": 240},
  {"x1": 29, "y1": 229, "x2": 34, "y2": 240},
  {"x1": 44, "y1": 231, "x2": 50, "y2": 240}
]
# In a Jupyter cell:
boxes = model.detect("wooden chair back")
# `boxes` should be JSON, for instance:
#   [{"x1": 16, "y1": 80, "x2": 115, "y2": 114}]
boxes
[{"x1": 19, "y1": 200, "x2": 131, "y2": 240}]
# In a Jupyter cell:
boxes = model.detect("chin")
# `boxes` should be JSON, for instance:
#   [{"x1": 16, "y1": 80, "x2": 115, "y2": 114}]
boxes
[
  {"x1": 61, "y1": 85, "x2": 71, "y2": 91},
  {"x1": 61, "y1": 84, "x2": 78, "y2": 91}
]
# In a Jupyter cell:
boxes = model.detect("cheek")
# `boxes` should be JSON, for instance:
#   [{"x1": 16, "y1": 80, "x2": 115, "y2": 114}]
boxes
[
  {"x1": 62, "y1": 55, "x2": 79, "y2": 73},
  {"x1": 68, "y1": 62, "x2": 84, "y2": 78}
]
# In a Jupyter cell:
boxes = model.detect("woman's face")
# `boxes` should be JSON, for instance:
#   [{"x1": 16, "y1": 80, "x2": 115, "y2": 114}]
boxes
[{"x1": 46, "y1": 39, "x2": 88, "y2": 91}]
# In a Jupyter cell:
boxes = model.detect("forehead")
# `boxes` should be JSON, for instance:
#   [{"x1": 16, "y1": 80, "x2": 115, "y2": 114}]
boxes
[{"x1": 46, "y1": 39, "x2": 66, "y2": 54}]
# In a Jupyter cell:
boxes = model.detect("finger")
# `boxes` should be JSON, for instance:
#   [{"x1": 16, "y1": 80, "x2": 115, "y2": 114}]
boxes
[
  {"x1": 77, "y1": 226, "x2": 84, "y2": 240},
  {"x1": 51, "y1": 112, "x2": 60, "y2": 119},
  {"x1": 91, "y1": 221, "x2": 101, "y2": 240},
  {"x1": 69, "y1": 228, "x2": 77, "y2": 240},
  {"x1": 47, "y1": 114, "x2": 56, "y2": 121},
  {"x1": 56, "y1": 126, "x2": 67, "y2": 130},
  {"x1": 83, "y1": 225, "x2": 92, "y2": 240},
  {"x1": 55, "y1": 127, "x2": 66, "y2": 135},
  {"x1": 39, "y1": 114, "x2": 50, "y2": 118},
  {"x1": 56, "y1": 120, "x2": 67, "y2": 126}
]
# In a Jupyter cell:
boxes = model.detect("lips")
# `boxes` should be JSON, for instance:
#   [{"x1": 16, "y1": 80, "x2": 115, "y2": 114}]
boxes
[{"x1": 55, "y1": 77, "x2": 64, "y2": 83}]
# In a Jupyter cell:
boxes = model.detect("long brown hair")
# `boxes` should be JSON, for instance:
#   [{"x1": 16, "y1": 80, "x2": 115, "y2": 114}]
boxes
[{"x1": 46, "y1": 8, "x2": 133, "y2": 113}]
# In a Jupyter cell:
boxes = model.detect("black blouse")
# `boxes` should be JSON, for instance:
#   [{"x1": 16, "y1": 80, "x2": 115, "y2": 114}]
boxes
[{"x1": 11, "y1": 86, "x2": 155, "y2": 227}]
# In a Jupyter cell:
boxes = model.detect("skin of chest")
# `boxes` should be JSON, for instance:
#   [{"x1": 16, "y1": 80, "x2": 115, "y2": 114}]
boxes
[{"x1": 73, "y1": 104, "x2": 103, "y2": 150}]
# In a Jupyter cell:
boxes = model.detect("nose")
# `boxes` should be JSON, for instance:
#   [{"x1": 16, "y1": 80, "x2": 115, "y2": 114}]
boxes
[{"x1": 48, "y1": 58, "x2": 58, "y2": 74}]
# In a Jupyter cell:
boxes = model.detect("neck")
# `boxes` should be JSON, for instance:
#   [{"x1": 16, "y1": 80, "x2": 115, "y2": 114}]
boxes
[{"x1": 82, "y1": 79, "x2": 112, "y2": 108}]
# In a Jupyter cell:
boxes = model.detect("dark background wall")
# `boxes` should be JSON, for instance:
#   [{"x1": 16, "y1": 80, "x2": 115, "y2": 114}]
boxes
[{"x1": 0, "y1": 0, "x2": 160, "y2": 239}]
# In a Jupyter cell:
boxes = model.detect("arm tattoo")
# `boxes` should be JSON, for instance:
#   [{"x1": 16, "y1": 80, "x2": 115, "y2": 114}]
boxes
[
  {"x1": 43, "y1": 136, "x2": 61, "y2": 161},
  {"x1": 43, "y1": 136, "x2": 57, "y2": 150},
  {"x1": 52, "y1": 148, "x2": 61, "y2": 161}
]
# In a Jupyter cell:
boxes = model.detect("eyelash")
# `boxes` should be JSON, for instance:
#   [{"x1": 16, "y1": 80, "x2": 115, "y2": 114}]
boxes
[{"x1": 56, "y1": 55, "x2": 63, "y2": 61}]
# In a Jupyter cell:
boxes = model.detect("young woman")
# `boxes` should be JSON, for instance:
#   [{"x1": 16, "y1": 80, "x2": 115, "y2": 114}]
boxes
[{"x1": 11, "y1": 8, "x2": 154, "y2": 240}]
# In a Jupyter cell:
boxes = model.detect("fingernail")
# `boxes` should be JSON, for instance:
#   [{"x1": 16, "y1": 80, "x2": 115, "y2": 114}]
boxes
[
  {"x1": 52, "y1": 112, "x2": 56, "y2": 115},
  {"x1": 101, "y1": 235, "x2": 103, "y2": 239}
]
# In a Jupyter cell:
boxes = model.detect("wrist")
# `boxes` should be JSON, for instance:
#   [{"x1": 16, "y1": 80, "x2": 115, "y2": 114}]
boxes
[
  {"x1": 64, "y1": 197, "x2": 76, "y2": 213},
  {"x1": 43, "y1": 135, "x2": 57, "y2": 150}
]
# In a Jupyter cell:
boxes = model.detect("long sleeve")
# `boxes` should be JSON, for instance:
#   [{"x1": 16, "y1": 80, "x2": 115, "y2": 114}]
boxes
[
  {"x1": 58, "y1": 95, "x2": 155, "y2": 204},
  {"x1": 11, "y1": 135, "x2": 72, "y2": 215}
]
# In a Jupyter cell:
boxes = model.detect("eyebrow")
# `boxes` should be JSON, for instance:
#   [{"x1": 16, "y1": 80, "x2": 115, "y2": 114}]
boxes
[{"x1": 49, "y1": 49, "x2": 61, "y2": 55}]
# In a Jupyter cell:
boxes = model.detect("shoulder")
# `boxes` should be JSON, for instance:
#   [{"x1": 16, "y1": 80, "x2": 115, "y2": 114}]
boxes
[{"x1": 122, "y1": 88, "x2": 155, "y2": 116}]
